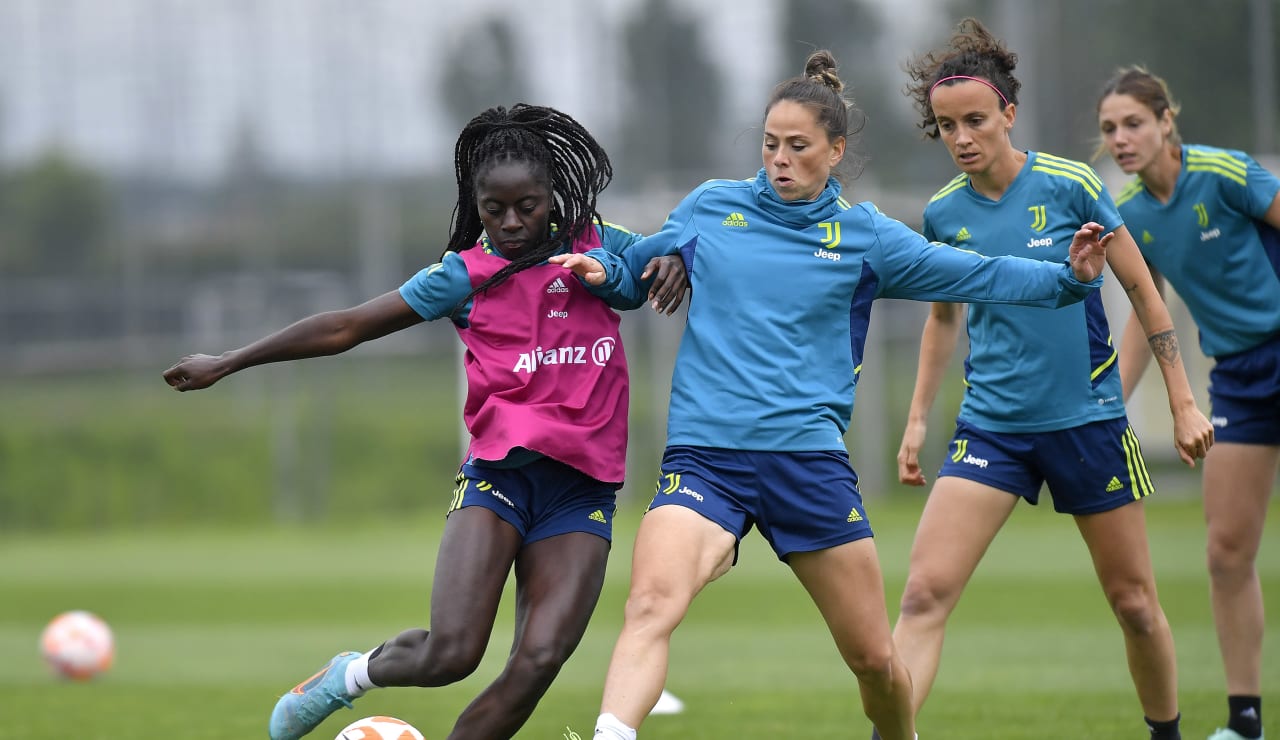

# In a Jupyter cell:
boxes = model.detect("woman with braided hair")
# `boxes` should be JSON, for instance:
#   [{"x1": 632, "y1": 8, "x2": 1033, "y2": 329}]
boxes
[{"x1": 163, "y1": 104, "x2": 687, "y2": 740}]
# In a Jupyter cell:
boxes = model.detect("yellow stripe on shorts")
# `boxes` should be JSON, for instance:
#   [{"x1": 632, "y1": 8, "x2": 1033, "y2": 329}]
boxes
[{"x1": 1121, "y1": 426, "x2": 1154, "y2": 499}]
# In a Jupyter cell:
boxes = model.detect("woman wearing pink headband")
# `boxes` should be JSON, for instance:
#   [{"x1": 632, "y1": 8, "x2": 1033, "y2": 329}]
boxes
[{"x1": 882, "y1": 17, "x2": 1213, "y2": 740}]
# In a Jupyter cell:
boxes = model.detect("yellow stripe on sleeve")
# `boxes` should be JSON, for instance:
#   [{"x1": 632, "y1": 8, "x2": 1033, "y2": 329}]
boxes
[
  {"x1": 1187, "y1": 148, "x2": 1247, "y2": 175},
  {"x1": 1185, "y1": 149, "x2": 1248, "y2": 185},
  {"x1": 929, "y1": 174, "x2": 970, "y2": 203},
  {"x1": 1034, "y1": 153, "x2": 1105, "y2": 191},
  {"x1": 1031, "y1": 164, "x2": 1102, "y2": 200},
  {"x1": 1114, "y1": 180, "x2": 1145, "y2": 208}
]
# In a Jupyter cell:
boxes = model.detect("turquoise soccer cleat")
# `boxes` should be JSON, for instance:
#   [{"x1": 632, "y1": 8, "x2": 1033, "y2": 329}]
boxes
[
  {"x1": 1208, "y1": 730, "x2": 1263, "y2": 740},
  {"x1": 268, "y1": 651, "x2": 361, "y2": 740}
]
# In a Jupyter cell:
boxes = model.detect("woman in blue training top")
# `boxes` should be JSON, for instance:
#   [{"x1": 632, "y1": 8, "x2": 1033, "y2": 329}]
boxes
[
  {"x1": 553, "y1": 49, "x2": 1113, "y2": 740},
  {"x1": 887, "y1": 19, "x2": 1215, "y2": 740},
  {"x1": 1098, "y1": 66, "x2": 1280, "y2": 740}
]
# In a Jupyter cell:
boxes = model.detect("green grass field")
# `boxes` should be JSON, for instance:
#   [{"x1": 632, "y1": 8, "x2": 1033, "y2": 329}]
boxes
[{"x1": 2, "y1": 495, "x2": 1276, "y2": 739}]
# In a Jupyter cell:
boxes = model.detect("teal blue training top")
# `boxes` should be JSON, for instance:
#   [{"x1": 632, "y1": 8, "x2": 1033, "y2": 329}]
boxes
[
  {"x1": 588, "y1": 168, "x2": 1101, "y2": 452},
  {"x1": 924, "y1": 151, "x2": 1126, "y2": 433},
  {"x1": 1114, "y1": 144, "x2": 1280, "y2": 358},
  {"x1": 399, "y1": 221, "x2": 648, "y2": 325}
]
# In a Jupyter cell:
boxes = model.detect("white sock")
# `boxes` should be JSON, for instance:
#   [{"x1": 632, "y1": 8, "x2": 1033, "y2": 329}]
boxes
[
  {"x1": 593, "y1": 713, "x2": 637, "y2": 740},
  {"x1": 344, "y1": 651, "x2": 378, "y2": 697}
]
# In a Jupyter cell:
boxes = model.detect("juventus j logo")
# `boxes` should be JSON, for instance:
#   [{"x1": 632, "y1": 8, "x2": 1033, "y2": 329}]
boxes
[
  {"x1": 815, "y1": 222, "x2": 842, "y2": 260},
  {"x1": 1028, "y1": 204, "x2": 1047, "y2": 231},
  {"x1": 1193, "y1": 202, "x2": 1209, "y2": 227},
  {"x1": 819, "y1": 222, "x2": 842, "y2": 248}
]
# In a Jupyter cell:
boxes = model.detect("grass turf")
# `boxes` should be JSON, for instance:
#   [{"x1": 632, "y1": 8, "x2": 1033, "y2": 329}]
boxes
[{"x1": 1, "y1": 495, "x2": 1276, "y2": 739}]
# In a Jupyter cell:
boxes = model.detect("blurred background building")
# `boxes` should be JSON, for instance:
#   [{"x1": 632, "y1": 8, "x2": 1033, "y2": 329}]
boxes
[{"x1": 0, "y1": 0, "x2": 1275, "y2": 524}]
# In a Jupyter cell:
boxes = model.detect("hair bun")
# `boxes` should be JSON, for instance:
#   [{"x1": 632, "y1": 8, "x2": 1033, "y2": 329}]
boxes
[{"x1": 804, "y1": 50, "x2": 843, "y2": 93}]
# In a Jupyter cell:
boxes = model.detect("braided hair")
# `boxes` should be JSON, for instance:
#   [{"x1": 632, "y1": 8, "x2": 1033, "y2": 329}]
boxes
[{"x1": 447, "y1": 104, "x2": 613, "y2": 302}]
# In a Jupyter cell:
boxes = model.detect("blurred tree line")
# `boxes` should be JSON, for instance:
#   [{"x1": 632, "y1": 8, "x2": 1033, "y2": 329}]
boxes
[
  {"x1": 0, "y1": 0, "x2": 1273, "y2": 280},
  {"x1": 947, "y1": 0, "x2": 1276, "y2": 161},
  {"x1": 0, "y1": 0, "x2": 1258, "y2": 528},
  {"x1": 0, "y1": 151, "x2": 110, "y2": 275}
]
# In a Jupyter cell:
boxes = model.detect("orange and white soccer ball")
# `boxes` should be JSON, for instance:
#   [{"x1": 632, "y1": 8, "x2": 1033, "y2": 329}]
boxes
[
  {"x1": 335, "y1": 716, "x2": 425, "y2": 740},
  {"x1": 40, "y1": 610, "x2": 114, "y2": 680}
]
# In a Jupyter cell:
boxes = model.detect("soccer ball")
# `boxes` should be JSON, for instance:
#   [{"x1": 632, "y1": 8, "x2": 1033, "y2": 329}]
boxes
[
  {"x1": 335, "y1": 716, "x2": 425, "y2": 740},
  {"x1": 40, "y1": 610, "x2": 114, "y2": 680}
]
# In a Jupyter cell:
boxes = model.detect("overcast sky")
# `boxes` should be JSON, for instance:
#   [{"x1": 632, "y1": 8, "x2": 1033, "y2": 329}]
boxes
[{"x1": 0, "y1": 0, "x2": 938, "y2": 180}]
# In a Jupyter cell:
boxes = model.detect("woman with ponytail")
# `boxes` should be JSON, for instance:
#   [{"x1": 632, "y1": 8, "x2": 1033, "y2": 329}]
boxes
[{"x1": 1098, "y1": 66, "x2": 1280, "y2": 740}]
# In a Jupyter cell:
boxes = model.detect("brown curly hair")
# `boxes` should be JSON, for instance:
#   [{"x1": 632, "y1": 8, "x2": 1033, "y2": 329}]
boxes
[{"x1": 903, "y1": 18, "x2": 1020, "y2": 139}]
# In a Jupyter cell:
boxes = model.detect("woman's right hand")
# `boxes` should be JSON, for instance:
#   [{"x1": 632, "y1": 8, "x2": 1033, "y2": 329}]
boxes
[
  {"x1": 1067, "y1": 222, "x2": 1114, "y2": 283},
  {"x1": 163, "y1": 354, "x2": 226, "y2": 392},
  {"x1": 897, "y1": 418, "x2": 929, "y2": 486},
  {"x1": 548, "y1": 253, "x2": 607, "y2": 285}
]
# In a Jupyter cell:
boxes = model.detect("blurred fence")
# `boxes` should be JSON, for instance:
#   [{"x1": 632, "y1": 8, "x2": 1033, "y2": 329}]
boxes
[{"x1": 2, "y1": 0, "x2": 1269, "y2": 522}]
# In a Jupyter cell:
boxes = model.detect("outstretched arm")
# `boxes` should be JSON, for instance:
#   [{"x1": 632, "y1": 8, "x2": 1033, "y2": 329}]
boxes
[
  {"x1": 873, "y1": 213, "x2": 1106, "y2": 307},
  {"x1": 1106, "y1": 225, "x2": 1213, "y2": 466},
  {"x1": 163, "y1": 290, "x2": 423, "y2": 391},
  {"x1": 897, "y1": 302, "x2": 964, "y2": 486}
]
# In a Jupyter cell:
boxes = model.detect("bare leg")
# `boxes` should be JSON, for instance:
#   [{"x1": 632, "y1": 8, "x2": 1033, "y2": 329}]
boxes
[
  {"x1": 448, "y1": 532, "x2": 610, "y2": 740},
  {"x1": 598, "y1": 505, "x2": 736, "y2": 729},
  {"x1": 368, "y1": 507, "x2": 521, "y2": 687},
  {"x1": 1202, "y1": 442, "x2": 1278, "y2": 695},
  {"x1": 790, "y1": 539, "x2": 914, "y2": 740},
  {"x1": 1075, "y1": 500, "x2": 1179, "y2": 721},
  {"x1": 893, "y1": 477, "x2": 1017, "y2": 713}
]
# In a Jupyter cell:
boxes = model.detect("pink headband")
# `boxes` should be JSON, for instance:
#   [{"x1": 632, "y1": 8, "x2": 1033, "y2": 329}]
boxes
[{"x1": 929, "y1": 75, "x2": 1009, "y2": 107}]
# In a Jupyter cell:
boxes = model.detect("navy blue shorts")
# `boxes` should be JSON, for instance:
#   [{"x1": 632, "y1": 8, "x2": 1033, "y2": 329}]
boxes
[
  {"x1": 1210, "y1": 333, "x2": 1280, "y2": 444},
  {"x1": 936, "y1": 416, "x2": 1154, "y2": 515},
  {"x1": 451, "y1": 457, "x2": 615, "y2": 544},
  {"x1": 645, "y1": 445, "x2": 874, "y2": 562}
]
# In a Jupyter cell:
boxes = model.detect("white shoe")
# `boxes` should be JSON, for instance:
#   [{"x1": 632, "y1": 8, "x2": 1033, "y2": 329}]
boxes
[
  {"x1": 1208, "y1": 729, "x2": 1262, "y2": 740},
  {"x1": 649, "y1": 689, "x2": 685, "y2": 716}
]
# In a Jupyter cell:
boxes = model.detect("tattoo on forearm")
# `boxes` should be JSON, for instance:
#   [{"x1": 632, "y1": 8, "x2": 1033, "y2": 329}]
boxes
[{"x1": 1148, "y1": 330, "x2": 1179, "y2": 365}]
